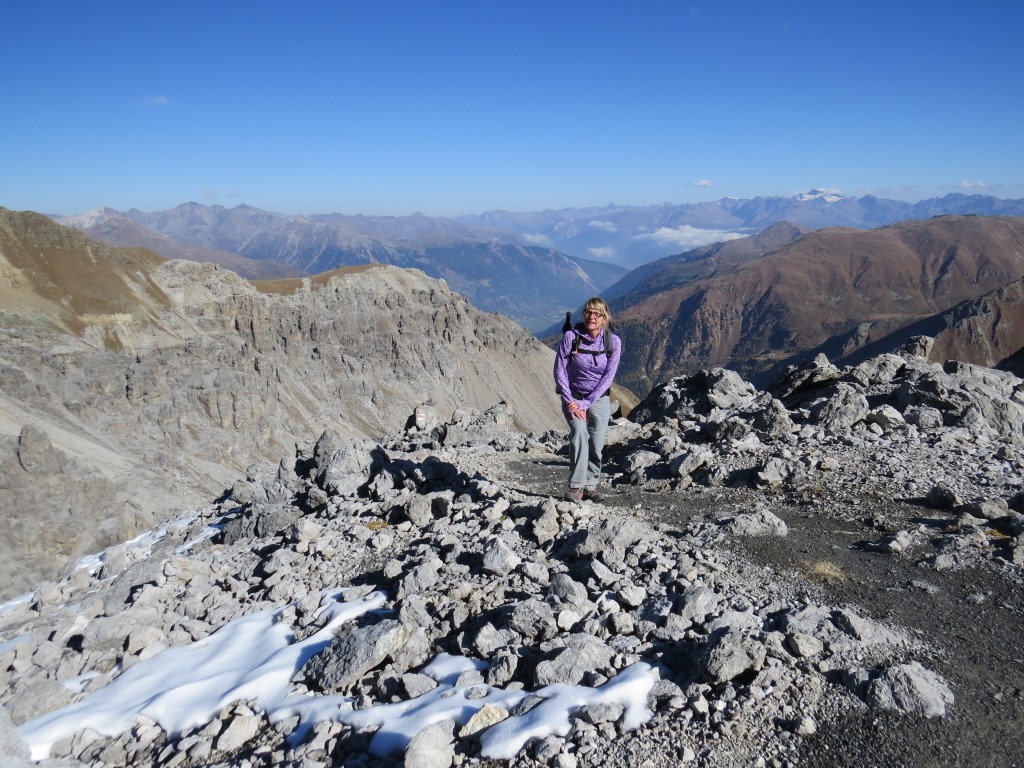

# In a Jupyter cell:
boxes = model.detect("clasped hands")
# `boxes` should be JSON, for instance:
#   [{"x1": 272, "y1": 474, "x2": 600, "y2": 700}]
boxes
[{"x1": 567, "y1": 401, "x2": 587, "y2": 421}]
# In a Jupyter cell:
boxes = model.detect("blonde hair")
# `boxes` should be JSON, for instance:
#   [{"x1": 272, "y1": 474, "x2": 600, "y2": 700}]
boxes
[{"x1": 583, "y1": 297, "x2": 612, "y2": 325}]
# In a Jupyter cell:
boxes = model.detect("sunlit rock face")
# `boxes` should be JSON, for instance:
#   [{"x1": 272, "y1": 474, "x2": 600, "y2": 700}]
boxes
[{"x1": 0, "y1": 209, "x2": 564, "y2": 597}]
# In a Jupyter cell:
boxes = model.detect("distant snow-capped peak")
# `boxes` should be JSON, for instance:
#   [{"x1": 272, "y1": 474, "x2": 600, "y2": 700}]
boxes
[
  {"x1": 58, "y1": 207, "x2": 123, "y2": 228},
  {"x1": 796, "y1": 189, "x2": 844, "y2": 203}
]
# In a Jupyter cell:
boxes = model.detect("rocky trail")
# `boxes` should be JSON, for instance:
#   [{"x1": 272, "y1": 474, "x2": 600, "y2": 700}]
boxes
[
  {"x1": 2, "y1": 338, "x2": 1024, "y2": 767},
  {"x1": 506, "y1": 451, "x2": 1024, "y2": 766}
]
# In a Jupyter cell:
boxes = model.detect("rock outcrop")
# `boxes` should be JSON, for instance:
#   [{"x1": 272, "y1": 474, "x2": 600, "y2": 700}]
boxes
[
  {"x1": 614, "y1": 336, "x2": 1024, "y2": 570},
  {"x1": 0, "y1": 386, "x2": 964, "y2": 767},
  {"x1": 0, "y1": 210, "x2": 564, "y2": 598}
]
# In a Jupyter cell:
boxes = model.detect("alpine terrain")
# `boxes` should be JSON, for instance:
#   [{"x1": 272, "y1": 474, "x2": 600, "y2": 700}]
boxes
[
  {"x1": 54, "y1": 205, "x2": 625, "y2": 333},
  {"x1": 53, "y1": 191, "x2": 1024, "y2": 329},
  {"x1": 0, "y1": 206, "x2": 1023, "y2": 768},
  {"x1": 602, "y1": 215, "x2": 1024, "y2": 394},
  {"x1": 0, "y1": 208, "x2": 567, "y2": 598}
]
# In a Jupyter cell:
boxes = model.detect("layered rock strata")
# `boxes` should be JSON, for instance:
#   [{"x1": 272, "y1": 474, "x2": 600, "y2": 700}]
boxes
[{"x1": 0, "y1": 216, "x2": 564, "y2": 597}]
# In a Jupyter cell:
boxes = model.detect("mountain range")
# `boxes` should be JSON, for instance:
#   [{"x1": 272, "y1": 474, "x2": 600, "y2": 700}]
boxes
[
  {"x1": 602, "y1": 215, "x2": 1024, "y2": 392},
  {"x1": 55, "y1": 205, "x2": 625, "y2": 333},
  {"x1": 31, "y1": 198, "x2": 1024, "y2": 400},
  {"x1": 51, "y1": 191, "x2": 1024, "y2": 332},
  {"x1": 455, "y1": 190, "x2": 1024, "y2": 267}
]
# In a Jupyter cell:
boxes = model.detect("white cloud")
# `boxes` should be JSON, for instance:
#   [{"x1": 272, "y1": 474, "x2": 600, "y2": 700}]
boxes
[
  {"x1": 691, "y1": 179, "x2": 713, "y2": 188},
  {"x1": 587, "y1": 246, "x2": 618, "y2": 260},
  {"x1": 522, "y1": 233, "x2": 553, "y2": 247},
  {"x1": 588, "y1": 220, "x2": 618, "y2": 232},
  {"x1": 633, "y1": 225, "x2": 746, "y2": 250},
  {"x1": 958, "y1": 180, "x2": 988, "y2": 190}
]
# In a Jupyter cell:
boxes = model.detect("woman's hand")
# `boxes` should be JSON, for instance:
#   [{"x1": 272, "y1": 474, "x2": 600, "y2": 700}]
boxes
[{"x1": 568, "y1": 401, "x2": 586, "y2": 420}]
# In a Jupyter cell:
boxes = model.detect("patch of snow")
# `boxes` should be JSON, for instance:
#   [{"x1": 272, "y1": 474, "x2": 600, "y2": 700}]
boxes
[
  {"x1": 0, "y1": 595, "x2": 33, "y2": 617},
  {"x1": 796, "y1": 188, "x2": 844, "y2": 203},
  {"x1": 19, "y1": 587, "x2": 656, "y2": 762}
]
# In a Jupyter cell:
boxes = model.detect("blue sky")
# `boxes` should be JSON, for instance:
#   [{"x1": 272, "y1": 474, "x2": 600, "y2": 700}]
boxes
[{"x1": 2, "y1": 0, "x2": 1022, "y2": 217}]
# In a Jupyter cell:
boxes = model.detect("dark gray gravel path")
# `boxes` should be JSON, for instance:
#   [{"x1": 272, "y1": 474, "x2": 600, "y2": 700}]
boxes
[{"x1": 505, "y1": 452, "x2": 1024, "y2": 768}]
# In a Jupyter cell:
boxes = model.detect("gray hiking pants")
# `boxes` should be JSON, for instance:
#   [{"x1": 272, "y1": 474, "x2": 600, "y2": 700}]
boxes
[{"x1": 563, "y1": 395, "x2": 611, "y2": 490}]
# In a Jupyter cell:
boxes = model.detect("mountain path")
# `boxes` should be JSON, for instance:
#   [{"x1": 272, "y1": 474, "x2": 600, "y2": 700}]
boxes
[{"x1": 501, "y1": 448, "x2": 1024, "y2": 767}]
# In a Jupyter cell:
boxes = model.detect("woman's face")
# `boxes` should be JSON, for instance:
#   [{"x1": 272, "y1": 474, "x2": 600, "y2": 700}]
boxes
[{"x1": 583, "y1": 308, "x2": 605, "y2": 335}]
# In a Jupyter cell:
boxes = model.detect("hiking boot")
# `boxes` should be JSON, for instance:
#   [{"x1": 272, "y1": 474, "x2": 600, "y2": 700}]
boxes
[
  {"x1": 564, "y1": 488, "x2": 584, "y2": 502},
  {"x1": 582, "y1": 488, "x2": 603, "y2": 502}
]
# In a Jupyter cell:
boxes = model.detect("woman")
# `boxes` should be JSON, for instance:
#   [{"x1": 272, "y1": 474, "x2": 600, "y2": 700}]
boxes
[{"x1": 553, "y1": 297, "x2": 622, "y2": 502}]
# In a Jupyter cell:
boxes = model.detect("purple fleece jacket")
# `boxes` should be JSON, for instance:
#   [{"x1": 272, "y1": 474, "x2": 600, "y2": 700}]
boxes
[{"x1": 553, "y1": 325, "x2": 622, "y2": 410}]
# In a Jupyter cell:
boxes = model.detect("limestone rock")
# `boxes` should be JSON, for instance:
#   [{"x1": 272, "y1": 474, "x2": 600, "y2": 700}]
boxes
[
  {"x1": 404, "y1": 719, "x2": 456, "y2": 768},
  {"x1": 535, "y1": 634, "x2": 615, "y2": 686},
  {"x1": 700, "y1": 630, "x2": 767, "y2": 685},
  {"x1": 726, "y1": 507, "x2": 788, "y2": 537},
  {"x1": 482, "y1": 536, "x2": 521, "y2": 576},
  {"x1": 303, "y1": 620, "x2": 412, "y2": 692},
  {"x1": 566, "y1": 516, "x2": 655, "y2": 565},
  {"x1": 864, "y1": 662, "x2": 955, "y2": 718}
]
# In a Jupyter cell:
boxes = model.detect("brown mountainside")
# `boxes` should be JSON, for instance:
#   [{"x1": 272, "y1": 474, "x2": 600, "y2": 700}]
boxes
[
  {"x1": 928, "y1": 278, "x2": 1024, "y2": 368},
  {"x1": 0, "y1": 209, "x2": 169, "y2": 337},
  {"x1": 613, "y1": 215, "x2": 1024, "y2": 391},
  {"x1": 604, "y1": 220, "x2": 810, "y2": 304}
]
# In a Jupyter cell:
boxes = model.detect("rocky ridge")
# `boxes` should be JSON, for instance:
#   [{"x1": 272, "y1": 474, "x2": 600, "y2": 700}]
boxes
[
  {"x1": 54, "y1": 204, "x2": 626, "y2": 332},
  {"x1": 625, "y1": 336, "x2": 1024, "y2": 521},
  {"x1": 0, "y1": 209, "x2": 565, "y2": 598},
  {"x1": 2, "y1": 338, "x2": 1021, "y2": 766}
]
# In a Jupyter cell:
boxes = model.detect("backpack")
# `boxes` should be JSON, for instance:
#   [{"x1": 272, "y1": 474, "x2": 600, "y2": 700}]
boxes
[
  {"x1": 569, "y1": 326, "x2": 612, "y2": 362},
  {"x1": 556, "y1": 316, "x2": 614, "y2": 398},
  {"x1": 560, "y1": 311, "x2": 613, "y2": 361}
]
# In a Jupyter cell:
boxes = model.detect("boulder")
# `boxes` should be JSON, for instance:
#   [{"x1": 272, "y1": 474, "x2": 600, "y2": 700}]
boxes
[
  {"x1": 864, "y1": 662, "x2": 955, "y2": 718},
  {"x1": 700, "y1": 630, "x2": 766, "y2": 684},
  {"x1": 565, "y1": 516, "x2": 655, "y2": 565},
  {"x1": 303, "y1": 620, "x2": 412, "y2": 693},
  {"x1": 534, "y1": 634, "x2": 615, "y2": 686}
]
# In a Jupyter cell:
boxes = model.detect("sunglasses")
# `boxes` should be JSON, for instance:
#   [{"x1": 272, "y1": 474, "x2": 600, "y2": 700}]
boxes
[{"x1": 584, "y1": 310, "x2": 604, "y2": 317}]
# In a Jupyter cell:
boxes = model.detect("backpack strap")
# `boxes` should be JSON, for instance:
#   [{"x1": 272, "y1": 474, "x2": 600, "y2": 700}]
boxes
[{"x1": 570, "y1": 329, "x2": 611, "y2": 361}]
